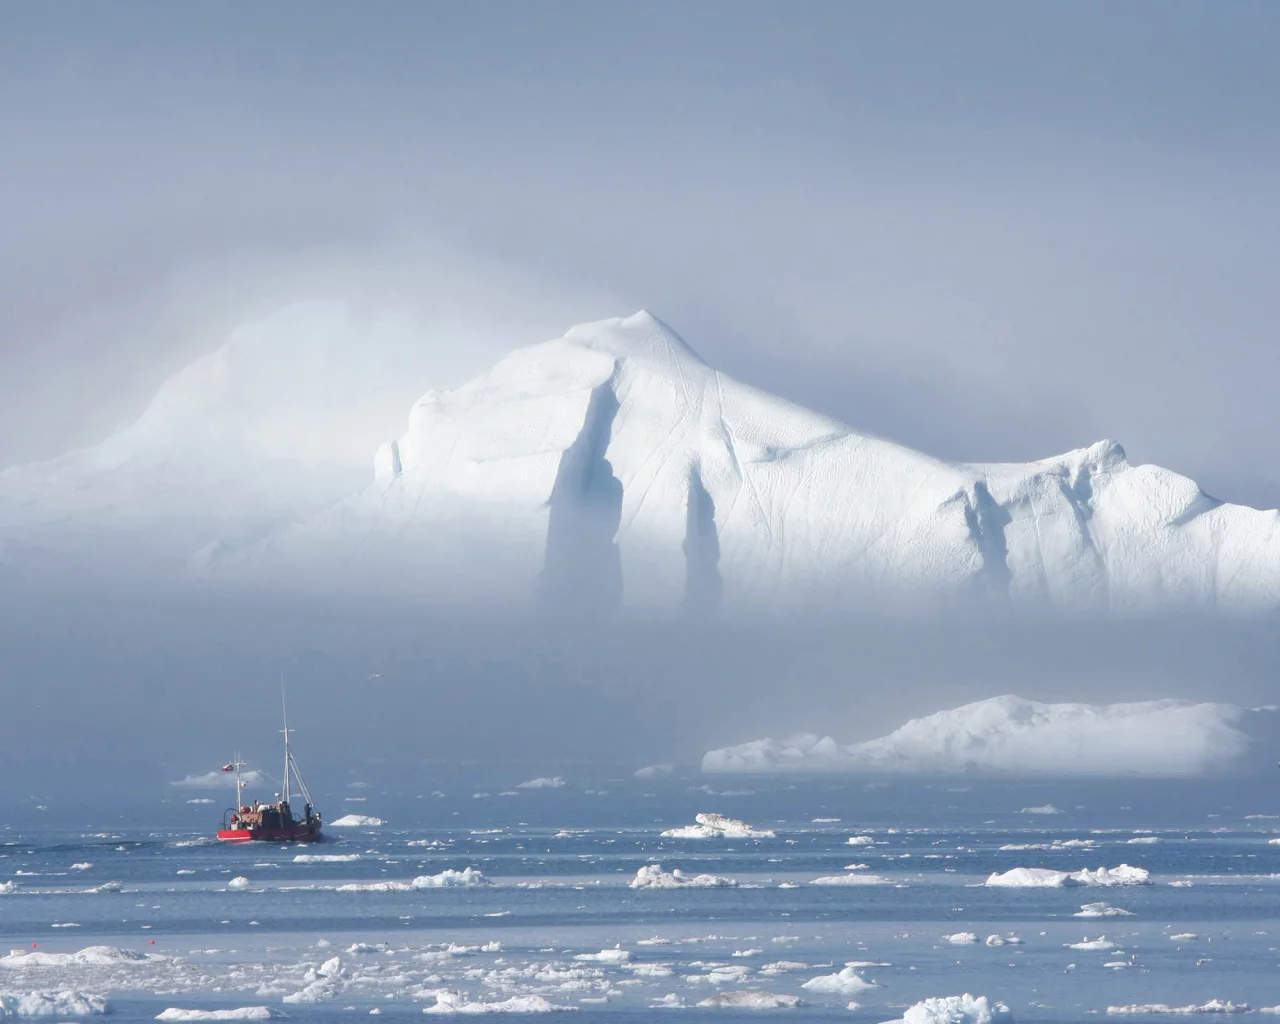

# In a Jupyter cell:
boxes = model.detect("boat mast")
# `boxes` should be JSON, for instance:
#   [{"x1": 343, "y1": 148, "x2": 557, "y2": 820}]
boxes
[
  {"x1": 280, "y1": 678, "x2": 292, "y2": 807},
  {"x1": 233, "y1": 753, "x2": 245, "y2": 810}
]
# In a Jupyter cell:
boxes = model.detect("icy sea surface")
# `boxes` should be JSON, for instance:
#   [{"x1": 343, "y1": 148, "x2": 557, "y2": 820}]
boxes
[{"x1": 3, "y1": 777, "x2": 1280, "y2": 1022}]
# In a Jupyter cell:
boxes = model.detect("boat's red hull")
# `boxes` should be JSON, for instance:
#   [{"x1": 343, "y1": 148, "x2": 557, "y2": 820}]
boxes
[{"x1": 217, "y1": 824, "x2": 321, "y2": 843}]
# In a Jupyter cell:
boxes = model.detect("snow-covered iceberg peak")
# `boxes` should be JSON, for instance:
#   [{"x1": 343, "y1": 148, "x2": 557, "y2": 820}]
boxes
[{"x1": 702, "y1": 695, "x2": 1279, "y2": 777}]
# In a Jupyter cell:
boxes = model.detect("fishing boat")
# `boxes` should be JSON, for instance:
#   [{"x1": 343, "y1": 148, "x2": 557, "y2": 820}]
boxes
[{"x1": 217, "y1": 702, "x2": 321, "y2": 843}]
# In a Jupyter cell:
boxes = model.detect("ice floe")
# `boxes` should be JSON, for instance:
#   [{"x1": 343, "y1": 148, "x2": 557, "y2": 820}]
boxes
[
  {"x1": 985, "y1": 865, "x2": 1150, "y2": 887},
  {"x1": 695, "y1": 991, "x2": 803, "y2": 1009},
  {"x1": 516, "y1": 776, "x2": 565, "y2": 789},
  {"x1": 226, "y1": 876, "x2": 251, "y2": 890},
  {"x1": 944, "y1": 932, "x2": 980, "y2": 944},
  {"x1": 425, "y1": 991, "x2": 575, "y2": 1013},
  {"x1": 0, "y1": 989, "x2": 109, "y2": 1016},
  {"x1": 881, "y1": 994, "x2": 1013, "y2": 1024},
  {"x1": 1067, "y1": 937, "x2": 1117, "y2": 950},
  {"x1": 630, "y1": 865, "x2": 737, "y2": 888},
  {"x1": 1076, "y1": 903, "x2": 1135, "y2": 917},
  {"x1": 329, "y1": 814, "x2": 385, "y2": 827},
  {"x1": 800, "y1": 966, "x2": 878, "y2": 995},
  {"x1": 660, "y1": 813, "x2": 775, "y2": 839},
  {"x1": 573, "y1": 948, "x2": 630, "y2": 963},
  {"x1": 155, "y1": 1009, "x2": 282, "y2": 1021},
  {"x1": 0, "y1": 945, "x2": 160, "y2": 968},
  {"x1": 1106, "y1": 1001, "x2": 1247, "y2": 1014},
  {"x1": 293, "y1": 854, "x2": 361, "y2": 863},
  {"x1": 0, "y1": 883, "x2": 16, "y2": 895},
  {"x1": 634, "y1": 763, "x2": 675, "y2": 779},
  {"x1": 809, "y1": 873, "x2": 893, "y2": 886}
]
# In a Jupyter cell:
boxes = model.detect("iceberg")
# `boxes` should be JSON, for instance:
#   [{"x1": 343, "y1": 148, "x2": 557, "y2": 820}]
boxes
[
  {"x1": 329, "y1": 814, "x2": 385, "y2": 827},
  {"x1": 1106, "y1": 1002, "x2": 1247, "y2": 1015},
  {"x1": 695, "y1": 991, "x2": 803, "y2": 1009},
  {"x1": 425, "y1": 991, "x2": 575, "y2": 1013},
  {"x1": 629, "y1": 864, "x2": 737, "y2": 888},
  {"x1": 88, "y1": 310, "x2": 1280, "y2": 616},
  {"x1": 660, "y1": 813, "x2": 775, "y2": 838},
  {"x1": 986, "y1": 865, "x2": 1150, "y2": 888},
  {"x1": 703, "y1": 696, "x2": 1276, "y2": 777},
  {"x1": 0, "y1": 990, "x2": 109, "y2": 1017},
  {"x1": 809, "y1": 873, "x2": 893, "y2": 886},
  {"x1": 881, "y1": 994, "x2": 1014, "y2": 1024},
  {"x1": 155, "y1": 1010, "x2": 283, "y2": 1022},
  {"x1": 800, "y1": 966, "x2": 878, "y2": 995}
]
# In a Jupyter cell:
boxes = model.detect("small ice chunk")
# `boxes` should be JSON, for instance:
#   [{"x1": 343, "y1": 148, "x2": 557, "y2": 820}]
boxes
[
  {"x1": 294, "y1": 854, "x2": 361, "y2": 863},
  {"x1": 516, "y1": 776, "x2": 566, "y2": 789},
  {"x1": 412, "y1": 868, "x2": 490, "y2": 888},
  {"x1": 1021, "y1": 805, "x2": 1063, "y2": 815},
  {"x1": 846, "y1": 836, "x2": 875, "y2": 846},
  {"x1": 69, "y1": 862, "x2": 93, "y2": 871},
  {"x1": 1067, "y1": 937, "x2": 1117, "y2": 951},
  {"x1": 425, "y1": 991, "x2": 574, "y2": 1013},
  {"x1": 328, "y1": 814, "x2": 384, "y2": 827},
  {"x1": 1076, "y1": 903, "x2": 1135, "y2": 918},
  {"x1": 156, "y1": 1009, "x2": 283, "y2": 1021},
  {"x1": 573, "y1": 947, "x2": 631, "y2": 963},
  {"x1": 227, "y1": 876, "x2": 251, "y2": 890},
  {"x1": 944, "y1": 933, "x2": 980, "y2": 945}
]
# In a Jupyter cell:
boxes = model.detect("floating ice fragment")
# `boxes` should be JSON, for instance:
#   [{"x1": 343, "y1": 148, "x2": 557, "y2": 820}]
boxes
[
  {"x1": 0, "y1": 883, "x2": 16, "y2": 895},
  {"x1": 573, "y1": 948, "x2": 631, "y2": 963},
  {"x1": 69, "y1": 862, "x2": 93, "y2": 871},
  {"x1": 696, "y1": 991, "x2": 803, "y2": 1009},
  {"x1": 661, "y1": 813, "x2": 774, "y2": 839},
  {"x1": 516, "y1": 777, "x2": 565, "y2": 789},
  {"x1": 629, "y1": 865, "x2": 737, "y2": 888},
  {"x1": 156, "y1": 1009, "x2": 283, "y2": 1021},
  {"x1": 880, "y1": 994, "x2": 1013, "y2": 1024},
  {"x1": 846, "y1": 836, "x2": 875, "y2": 846},
  {"x1": 1076, "y1": 903, "x2": 1134, "y2": 918},
  {"x1": 1067, "y1": 937, "x2": 1117, "y2": 951},
  {"x1": 810, "y1": 873, "x2": 893, "y2": 886},
  {"x1": 329, "y1": 814, "x2": 385, "y2": 827},
  {"x1": 944, "y1": 933, "x2": 979, "y2": 945},
  {"x1": 1106, "y1": 1001, "x2": 1247, "y2": 1014},
  {"x1": 294, "y1": 854, "x2": 361, "y2": 863},
  {"x1": 0, "y1": 989, "x2": 109, "y2": 1016},
  {"x1": 227, "y1": 876, "x2": 251, "y2": 890},
  {"x1": 424, "y1": 991, "x2": 575, "y2": 1013},
  {"x1": 801, "y1": 967, "x2": 878, "y2": 995}
]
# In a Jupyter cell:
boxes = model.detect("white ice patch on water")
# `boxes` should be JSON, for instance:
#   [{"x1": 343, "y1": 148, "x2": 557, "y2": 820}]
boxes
[
  {"x1": 1067, "y1": 937, "x2": 1118, "y2": 951},
  {"x1": 425, "y1": 991, "x2": 576, "y2": 1013},
  {"x1": 881, "y1": 994, "x2": 1013, "y2": 1024},
  {"x1": 329, "y1": 814, "x2": 384, "y2": 827},
  {"x1": 846, "y1": 836, "x2": 875, "y2": 846},
  {"x1": 660, "y1": 813, "x2": 774, "y2": 839},
  {"x1": 0, "y1": 946, "x2": 159, "y2": 968},
  {"x1": 573, "y1": 948, "x2": 631, "y2": 963},
  {"x1": 0, "y1": 989, "x2": 109, "y2": 1017},
  {"x1": 1076, "y1": 903, "x2": 1135, "y2": 918},
  {"x1": 1106, "y1": 1001, "x2": 1247, "y2": 1014},
  {"x1": 986, "y1": 865, "x2": 1150, "y2": 887},
  {"x1": 155, "y1": 1009, "x2": 282, "y2": 1021},
  {"x1": 515, "y1": 777, "x2": 565, "y2": 789},
  {"x1": 630, "y1": 865, "x2": 737, "y2": 888},
  {"x1": 695, "y1": 991, "x2": 803, "y2": 1009},
  {"x1": 0, "y1": 883, "x2": 15, "y2": 895},
  {"x1": 293, "y1": 854, "x2": 361, "y2": 863},
  {"x1": 944, "y1": 933, "x2": 980, "y2": 944},
  {"x1": 413, "y1": 868, "x2": 490, "y2": 888},
  {"x1": 810, "y1": 873, "x2": 893, "y2": 886},
  {"x1": 226, "y1": 877, "x2": 251, "y2": 890},
  {"x1": 800, "y1": 966, "x2": 878, "y2": 995}
]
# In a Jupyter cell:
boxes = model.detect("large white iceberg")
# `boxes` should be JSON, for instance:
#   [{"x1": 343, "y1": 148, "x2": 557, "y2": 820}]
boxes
[
  {"x1": 328, "y1": 814, "x2": 384, "y2": 827},
  {"x1": 17, "y1": 307, "x2": 1268, "y2": 616},
  {"x1": 881, "y1": 994, "x2": 1014, "y2": 1024},
  {"x1": 703, "y1": 695, "x2": 1276, "y2": 777}
]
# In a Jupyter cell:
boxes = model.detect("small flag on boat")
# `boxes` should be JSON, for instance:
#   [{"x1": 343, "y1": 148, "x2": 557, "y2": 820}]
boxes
[{"x1": 221, "y1": 764, "x2": 235, "y2": 772}]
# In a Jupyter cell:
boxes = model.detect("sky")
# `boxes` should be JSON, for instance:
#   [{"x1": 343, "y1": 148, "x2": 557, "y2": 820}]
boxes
[
  {"x1": 3, "y1": 2, "x2": 1280, "y2": 506},
  {"x1": 4, "y1": 4, "x2": 1280, "y2": 798}
]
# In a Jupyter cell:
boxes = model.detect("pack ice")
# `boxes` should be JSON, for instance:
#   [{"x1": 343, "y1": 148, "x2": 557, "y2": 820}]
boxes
[
  {"x1": 702, "y1": 695, "x2": 1278, "y2": 776},
  {"x1": 12, "y1": 307, "x2": 1280, "y2": 616}
]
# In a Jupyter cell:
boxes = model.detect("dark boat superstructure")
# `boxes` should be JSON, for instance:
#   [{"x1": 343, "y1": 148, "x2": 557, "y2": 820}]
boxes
[{"x1": 217, "y1": 701, "x2": 322, "y2": 843}]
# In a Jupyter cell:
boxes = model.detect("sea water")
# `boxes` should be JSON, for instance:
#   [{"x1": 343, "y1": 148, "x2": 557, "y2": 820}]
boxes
[{"x1": 2, "y1": 776, "x2": 1279, "y2": 1022}]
